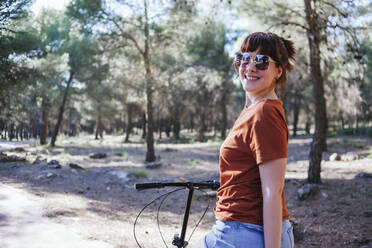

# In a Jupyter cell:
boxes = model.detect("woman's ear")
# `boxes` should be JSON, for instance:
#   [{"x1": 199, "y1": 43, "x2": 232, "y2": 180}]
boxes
[{"x1": 276, "y1": 66, "x2": 283, "y2": 79}]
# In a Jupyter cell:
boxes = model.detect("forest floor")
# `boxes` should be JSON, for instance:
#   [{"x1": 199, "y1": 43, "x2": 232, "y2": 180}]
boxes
[{"x1": 0, "y1": 132, "x2": 371, "y2": 248}]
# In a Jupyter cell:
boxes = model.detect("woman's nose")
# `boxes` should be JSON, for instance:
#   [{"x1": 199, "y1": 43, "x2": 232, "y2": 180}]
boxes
[{"x1": 247, "y1": 61, "x2": 256, "y2": 72}]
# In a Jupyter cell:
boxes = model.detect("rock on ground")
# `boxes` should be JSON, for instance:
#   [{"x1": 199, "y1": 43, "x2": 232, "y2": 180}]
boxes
[
  {"x1": 341, "y1": 152, "x2": 359, "y2": 161},
  {"x1": 89, "y1": 153, "x2": 107, "y2": 159},
  {"x1": 297, "y1": 184, "x2": 319, "y2": 200},
  {"x1": 145, "y1": 161, "x2": 162, "y2": 169},
  {"x1": 329, "y1": 153, "x2": 341, "y2": 161}
]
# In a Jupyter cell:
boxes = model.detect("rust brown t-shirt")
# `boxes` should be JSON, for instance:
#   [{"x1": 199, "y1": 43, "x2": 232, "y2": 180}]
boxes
[{"x1": 214, "y1": 99, "x2": 290, "y2": 225}]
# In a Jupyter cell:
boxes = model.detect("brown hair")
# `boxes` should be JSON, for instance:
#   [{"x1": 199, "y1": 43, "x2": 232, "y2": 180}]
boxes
[{"x1": 233, "y1": 32, "x2": 296, "y2": 95}]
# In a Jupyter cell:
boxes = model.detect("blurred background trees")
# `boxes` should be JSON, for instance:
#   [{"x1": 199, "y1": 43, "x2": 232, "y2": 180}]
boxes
[{"x1": 0, "y1": 0, "x2": 371, "y2": 181}]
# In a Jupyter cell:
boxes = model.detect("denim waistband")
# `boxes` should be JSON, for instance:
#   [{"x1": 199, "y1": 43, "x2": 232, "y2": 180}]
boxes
[{"x1": 216, "y1": 219, "x2": 291, "y2": 232}]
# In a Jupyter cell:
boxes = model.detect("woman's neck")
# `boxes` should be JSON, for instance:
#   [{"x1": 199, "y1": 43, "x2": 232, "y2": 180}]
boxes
[{"x1": 245, "y1": 90, "x2": 278, "y2": 108}]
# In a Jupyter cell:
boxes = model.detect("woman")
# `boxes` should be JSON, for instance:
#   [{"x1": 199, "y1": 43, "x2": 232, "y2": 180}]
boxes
[{"x1": 204, "y1": 32, "x2": 296, "y2": 248}]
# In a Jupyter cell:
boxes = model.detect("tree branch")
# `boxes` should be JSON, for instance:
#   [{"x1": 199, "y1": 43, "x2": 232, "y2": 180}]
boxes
[
  {"x1": 268, "y1": 20, "x2": 309, "y2": 31},
  {"x1": 322, "y1": 0, "x2": 348, "y2": 18},
  {"x1": 273, "y1": 2, "x2": 305, "y2": 18},
  {"x1": 101, "y1": 10, "x2": 144, "y2": 56}
]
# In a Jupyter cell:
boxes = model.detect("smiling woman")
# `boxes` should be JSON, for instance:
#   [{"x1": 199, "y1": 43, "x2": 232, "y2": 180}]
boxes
[{"x1": 202, "y1": 32, "x2": 297, "y2": 248}]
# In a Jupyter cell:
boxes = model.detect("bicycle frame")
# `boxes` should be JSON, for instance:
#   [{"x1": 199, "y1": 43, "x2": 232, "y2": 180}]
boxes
[{"x1": 134, "y1": 181, "x2": 220, "y2": 248}]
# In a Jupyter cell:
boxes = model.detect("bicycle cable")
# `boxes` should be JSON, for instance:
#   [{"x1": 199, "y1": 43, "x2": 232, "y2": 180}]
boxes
[
  {"x1": 156, "y1": 188, "x2": 212, "y2": 247},
  {"x1": 134, "y1": 186, "x2": 214, "y2": 248},
  {"x1": 157, "y1": 189, "x2": 172, "y2": 248},
  {"x1": 186, "y1": 188, "x2": 211, "y2": 243},
  {"x1": 133, "y1": 188, "x2": 183, "y2": 248}
]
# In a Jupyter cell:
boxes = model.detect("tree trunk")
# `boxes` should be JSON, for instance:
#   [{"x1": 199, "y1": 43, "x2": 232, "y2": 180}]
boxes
[
  {"x1": 198, "y1": 111, "x2": 206, "y2": 142},
  {"x1": 9, "y1": 123, "x2": 14, "y2": 141},
  {"x1": 189, "y1": 113, "x2": 194, "y2": 132},
  {"x1": 220, "y1": 70, "x2": 229, "y2": 139},
  {"x1": 124, "y1": 103, "x2": 133, "y2": 143},
  {"x1": 158, "y1": 118, "x2": 163, "y2": 140},
  {"x1": 165, "y1": 117, "x2": 171, "y2": 138},
  {"x1": 304, "y1": 0, "x2": 327, "y2": 184},
  {"x1": 173, "y1": 106, "x2": 180, "y2": 139},
  {"x1": 51, "y1": 72, "x2": 74, "y2": 147},
  {"x1": 95, "y1": 113, "x2": 103, "y2": 140},
  {"x1": 40, "y1": 97, "x2": 49, "y2": 145},
  {"x1": 339, "y1": 112, "x2": 345, "y2": 129},
  {"x1": 292, "y1": 92, "x2": 301, "y2": 137},
  {"x1": 143, "y1": 0, "x2": 155, "y2": 162},
  {"x1": 142, "y1": 112, "x2": 147, "y2": 140}
]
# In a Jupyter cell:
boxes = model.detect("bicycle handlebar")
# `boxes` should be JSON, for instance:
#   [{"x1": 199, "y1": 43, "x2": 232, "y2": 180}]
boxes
[{"x1": 134, "y1": 180, "x2": 220, "y2": 191}]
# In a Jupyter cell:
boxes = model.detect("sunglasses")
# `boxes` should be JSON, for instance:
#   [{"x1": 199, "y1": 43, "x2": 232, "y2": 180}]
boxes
[{"x1": 235, "y1": 53, "x2": 275, "y2": 70}]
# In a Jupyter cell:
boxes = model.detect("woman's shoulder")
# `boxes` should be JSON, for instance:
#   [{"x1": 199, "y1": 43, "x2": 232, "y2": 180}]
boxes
[{"x1": 253, "y1": 99, "x2": 285, "y2": 121}]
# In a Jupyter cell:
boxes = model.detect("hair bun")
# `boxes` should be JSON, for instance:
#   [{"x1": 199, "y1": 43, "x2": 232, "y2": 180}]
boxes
[{"x1": 281, "y1": 37, "x2": 296, "y2": 72}]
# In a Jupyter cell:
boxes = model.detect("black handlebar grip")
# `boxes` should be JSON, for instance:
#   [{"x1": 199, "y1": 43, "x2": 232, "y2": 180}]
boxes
[{"x1": 134, "y1": 183, "x2": 163, "y2": 190}]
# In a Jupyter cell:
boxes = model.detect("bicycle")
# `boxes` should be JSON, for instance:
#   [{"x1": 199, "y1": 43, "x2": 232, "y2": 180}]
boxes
[{"x1": 133, "y1": 180, "x2": 220, "y2": 248}]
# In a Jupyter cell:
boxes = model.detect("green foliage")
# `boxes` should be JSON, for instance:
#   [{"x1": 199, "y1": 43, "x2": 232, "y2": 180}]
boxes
[
  {"x1": 191, "y1": 158, "x2": 200, "y2": 164},
  {"x1": 168, "y1": 136, "x2": 196, "y2": 144},
  {"x1": 0, "y1": 1, "x2": 43, "y2": 117},
  {"x1": 0, "y1": 0, "x2": 32, "y2": 27},
  {"x1": 66, "y1": 0, "x2": 105, "y2": 32},
  {"x1": 327, "y1": 138, "x2": 365, "y2": 149},
  {"x1": 327, "y1": 132, "x2": 337, "y2": 138},
  {"x1": 119, "y1": 167, "x2": 147, "y2": 179},
  {"x1": 114, "y1": 151, "x2": 124, "y2": 156},
  {"x1": 133, "y1": 170, "x2": 148, "y2": 179},
  {"x1": 206, "y1": 136, "x2": 223, "y2": 143},
  {"x1": 185, "y1": 20, "x2": 230, "y2": 71},
  {"x1": 113, "y1": 151, "x2": 129, "y2": 160},
  {"x1": 368, "y1": 128, "x2": 372, "y2": 138},
  {"x1": 337, "y1": 128, "x2": 355, "y2": 136}
]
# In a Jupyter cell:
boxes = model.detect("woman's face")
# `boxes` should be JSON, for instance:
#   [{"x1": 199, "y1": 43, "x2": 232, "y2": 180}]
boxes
[{"x1": 238, "y1": 50, "x2": 282, "y2": 96}]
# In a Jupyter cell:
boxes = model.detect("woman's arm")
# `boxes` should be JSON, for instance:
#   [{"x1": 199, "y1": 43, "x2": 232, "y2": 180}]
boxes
[{"x1": 259, "y1": 158, "x2": 287, "y2": 248}]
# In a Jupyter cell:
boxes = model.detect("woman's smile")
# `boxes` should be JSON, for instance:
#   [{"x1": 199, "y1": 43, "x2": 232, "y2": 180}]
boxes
[{"x1": 244, "y1": 74, "x2": 261, "y2": 81}]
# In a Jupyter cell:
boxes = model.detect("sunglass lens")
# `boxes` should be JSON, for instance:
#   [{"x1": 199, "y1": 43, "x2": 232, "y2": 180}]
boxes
[
  {"x1": 242, "y1": 53, "x2": 251, "y2": 63},
  {"x1": 235, "y1": 53, "x2": 242, "y2": 64},
  {"x1": 255, "y1": 55, "x2": 270, "y2": 70}
]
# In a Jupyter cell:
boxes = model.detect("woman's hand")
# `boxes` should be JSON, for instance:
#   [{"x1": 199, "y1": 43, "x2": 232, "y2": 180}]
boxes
[{"x1": 259, "y1": 157, "x2": 287, "y2": 248}]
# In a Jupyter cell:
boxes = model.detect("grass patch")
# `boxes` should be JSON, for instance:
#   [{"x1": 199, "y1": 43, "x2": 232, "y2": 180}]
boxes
[
  {"x1": 327, "y1": 141, "x2": 338, "y2": 148},
  {"x1": 156, "y1": 136, "x2": 195, "y2": 144},
  {"x1": 191, "y1": 158, "x2": 201, "y2": 164},
  {"x1": 342, "y1": 139, "x2": 365, "y2": 149},
  {"x1": 114, "y1": 151, "x2": 124, "y2": 156},
  {"x1": 133, "y1": 170, "x2": 148, "y2": 179},
  {"x1": 327, "y1": 139, "x2": 365, "y2": 149},
  {"x1": 113, "y1": 150, "x2": 129, "y2": 160},
  {"x1": 361, "y1": 191, "x2": 372, "y2": 197},
  {"x1": 367, "y1": 153, "x2": 372, "y2": 159},
  {"x1": 119, "y1": 167, "x2": 148, "y2": 178},
  {"x1": 164, "y1": 147, "x2": 176, "y2": 152},
  {"x1": 206, "y1": 136, "x2": 223, "y2": 143},
  {"x1": 350, "y1": 143, "x2": 365, "y2": 149},
  {"x1": 327, "y1": 132, "x2": 337, "y2": 138},
  {"x1": 171, "y1": 136, "x2": 195, "y2": 144},
  {"x1": 335, "y1": 186, "x2": 354, "y2": 195},
  {"x1": 337, "y1": 128, "x2": 355, "y2": 136}
]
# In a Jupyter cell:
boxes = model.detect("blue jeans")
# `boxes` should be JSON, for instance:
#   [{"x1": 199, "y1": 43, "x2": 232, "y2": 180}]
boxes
[{"x1": 203, "y1": 219, "x2": 294, "y2": 248}]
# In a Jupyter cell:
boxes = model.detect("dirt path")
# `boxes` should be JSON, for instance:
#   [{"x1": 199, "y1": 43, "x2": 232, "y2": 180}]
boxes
[
  {"x1": 0, "y1": 134, "x2": 371, "y2": 248},
  {"x1": 0, "y1": 182, "x2": 113, "y2": 248}
]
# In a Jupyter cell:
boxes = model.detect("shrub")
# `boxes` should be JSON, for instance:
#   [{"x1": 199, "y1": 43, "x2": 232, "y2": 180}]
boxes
[{"x1": 337, "y1": 128, "x2": 354, "y2": 136}]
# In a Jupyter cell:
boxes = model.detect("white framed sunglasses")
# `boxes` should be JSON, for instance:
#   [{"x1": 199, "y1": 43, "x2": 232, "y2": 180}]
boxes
[{"x1": 235, "y1": 53, "x2": 276, "y2": 70}]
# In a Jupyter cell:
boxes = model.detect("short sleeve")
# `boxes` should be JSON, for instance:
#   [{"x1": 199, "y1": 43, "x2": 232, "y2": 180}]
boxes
[{"x1": 249, "y1": 109, "x2": 288, "y2": 165}]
